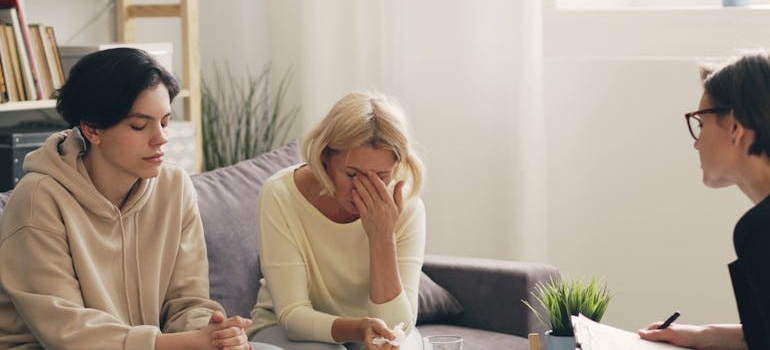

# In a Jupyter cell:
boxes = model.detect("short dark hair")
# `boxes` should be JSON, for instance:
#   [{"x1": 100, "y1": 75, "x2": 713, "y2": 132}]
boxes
[
  {"x1": 702, "y1": 51, "x2": 770, "y2": 157},
  {"x1": 55, "y1": 47, "x2": 180, "y2": 129}
]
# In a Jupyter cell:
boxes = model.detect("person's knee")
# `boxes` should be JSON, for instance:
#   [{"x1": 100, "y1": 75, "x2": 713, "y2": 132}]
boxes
[{"x1": 250, "y1": 325, "x2": 346, "y2": 350}]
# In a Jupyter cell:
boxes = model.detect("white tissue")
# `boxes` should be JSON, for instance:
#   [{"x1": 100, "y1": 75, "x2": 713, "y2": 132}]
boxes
[{"x1": 372, "y1": 322, "x2": 406, "y2": 347}]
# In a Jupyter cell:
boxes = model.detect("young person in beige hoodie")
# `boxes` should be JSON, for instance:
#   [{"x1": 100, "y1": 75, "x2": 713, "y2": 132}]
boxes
[{"x1": 0, "y1": 47, "x2": 282, "y2": 350}]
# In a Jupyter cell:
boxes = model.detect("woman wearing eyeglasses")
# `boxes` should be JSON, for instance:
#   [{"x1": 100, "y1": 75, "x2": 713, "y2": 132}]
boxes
[{"x1": 638, "y1": 51, "x2": 770, "y2": 350}]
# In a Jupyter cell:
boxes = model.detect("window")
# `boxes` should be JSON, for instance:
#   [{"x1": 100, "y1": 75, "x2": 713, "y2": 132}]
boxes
[{"x1": 551, "y1": 0, "x2": 767, "y2": 9}]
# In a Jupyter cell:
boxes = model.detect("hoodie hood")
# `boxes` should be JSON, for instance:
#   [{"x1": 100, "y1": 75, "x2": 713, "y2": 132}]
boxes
[{"x1": 22, "y1": 127, "x2": 153, "y2": 219}]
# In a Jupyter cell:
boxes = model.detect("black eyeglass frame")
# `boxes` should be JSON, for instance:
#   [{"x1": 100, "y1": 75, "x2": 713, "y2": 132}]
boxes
[{"x1": 684, "y1": 107, "x2": 731, "y2": 140}]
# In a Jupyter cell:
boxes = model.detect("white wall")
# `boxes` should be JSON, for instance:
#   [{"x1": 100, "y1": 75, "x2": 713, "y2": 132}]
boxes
[
  {"x1": 397, "y1": 0, "x2": 548, "y2": 262},
  {"x1": 544, "y1": 7, "x2": 770, "y2": 331},
  {"x1": 267, "y1": 0, "x2": 548, "y2": 261},
  {"x1": 22, "y1": 0, "x2": 770, "y2": 335},
  {"x1": 545, "y1": 56, "x2": 746, "y2": 330}
]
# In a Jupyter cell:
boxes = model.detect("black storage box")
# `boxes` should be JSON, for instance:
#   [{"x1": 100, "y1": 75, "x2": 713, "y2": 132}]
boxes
[{"x1": 0, "y1": 123, "x2": 67, "y2": 191}]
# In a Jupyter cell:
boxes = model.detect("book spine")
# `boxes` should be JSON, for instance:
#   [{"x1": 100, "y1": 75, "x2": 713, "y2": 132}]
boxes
[
  {"x1": 0, "y1": 24, "x2": 17, "y2": 102},
  {"x1": 38, "y1": 25, "x2": 56, "y2": 91},
  {"x1": 9, "y1": 0, "x2": 41, "y2": 99},
  {"x1": 4, "y1": 24, "x2": 23, "y2": 101},
  {"x1": 0, "y1": 23, "x2": 11, "y2": 102},
  {"x1": 45, "y1": 26, "x2": 64, "y2": 85},
  {"x1": 28, "y1": 24, "x2": 50, "y2": 99}
]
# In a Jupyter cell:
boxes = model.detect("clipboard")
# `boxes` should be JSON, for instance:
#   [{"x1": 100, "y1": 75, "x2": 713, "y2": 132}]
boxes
[{"x1": 572, "y1": 314, "x2": 689, "y2": 350}]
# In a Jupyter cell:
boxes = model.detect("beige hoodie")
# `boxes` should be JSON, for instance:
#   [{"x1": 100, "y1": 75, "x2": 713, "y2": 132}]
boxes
[{"x1": 0, "y1": 128, "x2": 223, "y2": 350}]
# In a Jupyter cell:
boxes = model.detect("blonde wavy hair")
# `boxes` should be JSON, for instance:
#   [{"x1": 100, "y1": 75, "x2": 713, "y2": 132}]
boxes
[{"x1": 303, "y1": 91, "x2": 425, "y2": 198}]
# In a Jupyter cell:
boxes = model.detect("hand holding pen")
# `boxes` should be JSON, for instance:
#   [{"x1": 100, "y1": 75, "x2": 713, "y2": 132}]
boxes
[
  {"x1": 658, "y1": 311, "x2": 680, "y2": 329},
  {"x1": 638, "y1": 312, "x2": 746, "y2": 349},
  {"x1": 640, "y1": 311, "x2": 738, "y2": 349},
  {"x1": 637, "y1": 311, "x2": 684, "y2": 344}
]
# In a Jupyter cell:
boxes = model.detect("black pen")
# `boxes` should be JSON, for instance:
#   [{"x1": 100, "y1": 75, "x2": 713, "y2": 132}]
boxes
[{"x1": 658, "y1": 311, "x2": 680, "y2": 329}]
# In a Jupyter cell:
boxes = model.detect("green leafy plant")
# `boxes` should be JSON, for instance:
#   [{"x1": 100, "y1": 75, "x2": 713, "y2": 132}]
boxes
[
  {"x1": 522, "y1": 276, "x2": 612, "y2": 337},
  {"x1": 201, "y1": 64, "x2": 300, "y2": 170}
]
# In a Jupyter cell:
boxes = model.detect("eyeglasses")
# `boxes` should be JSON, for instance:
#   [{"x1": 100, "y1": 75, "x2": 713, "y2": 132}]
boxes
[{"x1": 684, "y1": 107, "x2": 731, "y2": 140}]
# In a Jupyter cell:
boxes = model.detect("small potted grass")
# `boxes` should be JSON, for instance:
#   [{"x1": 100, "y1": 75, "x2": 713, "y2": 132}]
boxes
[{"x1": 522, "y1": 276, "x2": 612, "y2": 350}]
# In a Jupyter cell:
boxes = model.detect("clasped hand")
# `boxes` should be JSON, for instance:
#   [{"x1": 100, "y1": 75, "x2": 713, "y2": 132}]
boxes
[{"x1": 206, "y1": 311, "x2": 254, "y2": 350}]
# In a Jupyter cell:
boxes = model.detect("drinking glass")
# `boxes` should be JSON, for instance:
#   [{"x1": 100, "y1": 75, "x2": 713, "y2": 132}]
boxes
[
  {"x1": 422, "y1": 335, "x2": 463, "y2": 350},
  {"x1": 722, "y1": 0, "x2": 750, "y2": 6}
]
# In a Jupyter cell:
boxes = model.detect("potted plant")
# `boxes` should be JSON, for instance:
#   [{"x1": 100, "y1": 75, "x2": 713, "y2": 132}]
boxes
[
  {"x1": 522, "y1": 276, "x2": 612, "y2": 350},
  {"x1": 201, "y1": 63, "x2": 300, "y2": 171}
]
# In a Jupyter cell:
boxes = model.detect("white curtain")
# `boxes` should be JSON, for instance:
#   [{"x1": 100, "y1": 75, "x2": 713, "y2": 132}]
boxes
[{"x1": 269, "y1": 0, "x2": 547, "y2": 261}]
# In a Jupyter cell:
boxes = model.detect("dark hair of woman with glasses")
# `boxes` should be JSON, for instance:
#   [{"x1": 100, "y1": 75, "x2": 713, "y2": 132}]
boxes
[{"x1": 638, "y1": 50, "x2": 770, "y2": 350}]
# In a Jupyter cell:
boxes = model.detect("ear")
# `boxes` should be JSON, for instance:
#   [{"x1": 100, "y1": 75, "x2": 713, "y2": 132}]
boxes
[
  {"x1": 79, "y1": 121, "x2": 102, "y2": 146},
  {"x1": 729, "y1": 116, "x2": 748, "y2": 146},
  {"x1": 321, "y1": 149, "x2": 332, "y2": 170}
]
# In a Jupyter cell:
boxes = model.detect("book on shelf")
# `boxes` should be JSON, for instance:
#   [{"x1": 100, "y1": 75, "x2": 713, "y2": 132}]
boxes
[
  {"x1": 3, "y1": 24, "x2": 24, "y2": 101},
  {"x1": 0, "y1": 0, "x2": 41, "y2": 100},
  {"x1": 0, "y1": 57, "x2": 7, "y2": 103},
  {"x1": 27, "y1": 23, "x2": 51, "y2": 99},
  {"x1": 41, "y1": 26, "x2": 63, "y2": 92},
  {"x1": 0, "y1": 23, "x2": 17, "y2": 102},
  {"x1": 0, "y1": 7, "x2": 32, "y2": 101}
]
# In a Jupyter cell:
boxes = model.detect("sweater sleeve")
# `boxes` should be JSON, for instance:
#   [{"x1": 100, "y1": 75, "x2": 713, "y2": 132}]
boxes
[
  {"x1": 258, "y1": 177, "x2": 339, "y2": 342},
  {"x1": 258, "y1": 173, "x2": 428, "y2": 342},
  {"x1": 160, "y1": 174, "x2": 224, "y2": 332},
  {"x1": 368, "y1": 196, "x2": 426, "y2": 333},
  {"x1": 0, "y1": 195, "x2": 161, "y2": 350}
]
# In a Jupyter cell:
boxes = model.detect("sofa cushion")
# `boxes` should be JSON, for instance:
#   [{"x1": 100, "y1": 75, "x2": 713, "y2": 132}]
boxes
[
  {"x1": 192, "y1": 140, "x2": 301, "y2": 318},
  {"x1": 418, "y1": 271, "x2": 464, "y2": 324}
]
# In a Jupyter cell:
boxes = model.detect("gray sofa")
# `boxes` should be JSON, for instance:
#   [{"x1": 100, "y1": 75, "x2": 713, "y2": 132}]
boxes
[{"x1": 0, "y1": 140, "x2": 560, "y2": 350}]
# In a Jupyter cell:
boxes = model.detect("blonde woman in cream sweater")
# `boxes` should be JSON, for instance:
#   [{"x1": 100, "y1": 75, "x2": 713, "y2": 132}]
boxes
[{"x1": 248, "y1": 91, "x2": 426, "y2": 350}]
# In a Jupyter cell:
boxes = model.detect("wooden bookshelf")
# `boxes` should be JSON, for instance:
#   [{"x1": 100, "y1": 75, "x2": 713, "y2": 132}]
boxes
[
  {"x1": 116, "y1": 0, "x2": 201, "y2": 172},
  {"x1": 0, "y1": 98, "x2": 53, "y2": 111}
]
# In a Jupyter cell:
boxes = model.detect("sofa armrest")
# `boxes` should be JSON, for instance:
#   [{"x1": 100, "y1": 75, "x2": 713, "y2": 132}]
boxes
[{"x1": 421, "y1": 254, "x2": 560, "y2": 338}]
